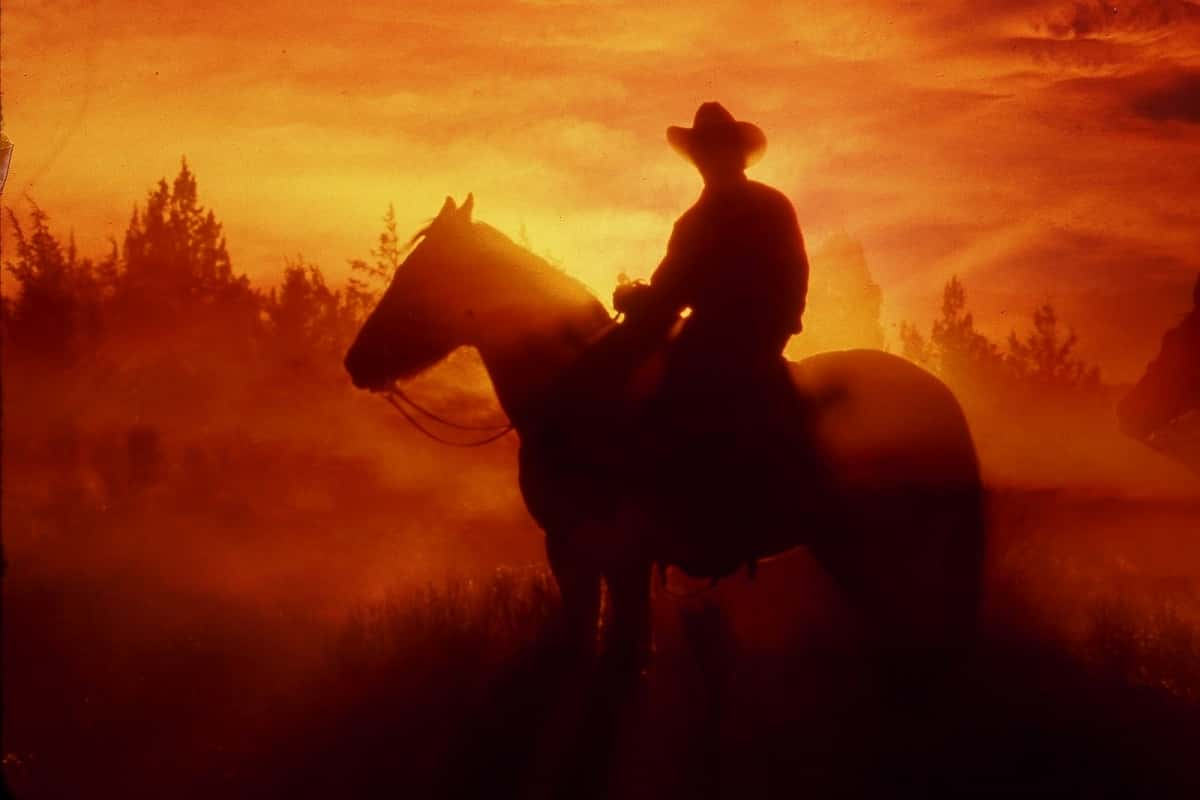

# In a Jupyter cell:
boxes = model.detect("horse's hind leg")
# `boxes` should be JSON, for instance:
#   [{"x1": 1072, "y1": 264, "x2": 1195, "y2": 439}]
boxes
[
  {"x1": 545, "y1": 532, "x2": 602, "y2": 659},
  {"x1": 811, "y1": 487, "x2": 984, "y2": 694},
  {"x1": 601, "y1": 559, "x2": 654, "y2": 675}
]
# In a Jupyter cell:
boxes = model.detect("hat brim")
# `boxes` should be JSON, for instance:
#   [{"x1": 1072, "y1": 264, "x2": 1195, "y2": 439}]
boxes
[{"x1": 666, "y1": 120, "x2": 767, "y2": 169}]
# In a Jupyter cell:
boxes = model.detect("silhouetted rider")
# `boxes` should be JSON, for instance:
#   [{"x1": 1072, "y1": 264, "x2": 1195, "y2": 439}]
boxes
[
  {"x1": 615, "y1": 102, "x2": 809, "y2": 422},
  {"x1": 606, "y1": 104, "x2": 813, "y2": 573},
  {"x1": 543, "y1": 103, "x2": 811, "y2": 571}
]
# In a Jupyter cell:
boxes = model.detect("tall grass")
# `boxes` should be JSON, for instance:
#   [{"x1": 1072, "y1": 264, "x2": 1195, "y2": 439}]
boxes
[
  {"x1": 7, "y1": 483, "x2": 1200, "y2": 798},
  {"x1": 266, "y1": 548, "x2": 1200, "y2": 799}
]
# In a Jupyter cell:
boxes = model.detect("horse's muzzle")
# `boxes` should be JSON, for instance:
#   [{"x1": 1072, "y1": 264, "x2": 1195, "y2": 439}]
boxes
[{"x1": 344, "y1": 350, "x2": 390, "y2": 392}]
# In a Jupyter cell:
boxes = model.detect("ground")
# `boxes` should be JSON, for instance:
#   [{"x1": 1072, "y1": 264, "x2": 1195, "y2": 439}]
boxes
[{"x1": 5, "y1": 468, "x2": 1199, "y2": 798}]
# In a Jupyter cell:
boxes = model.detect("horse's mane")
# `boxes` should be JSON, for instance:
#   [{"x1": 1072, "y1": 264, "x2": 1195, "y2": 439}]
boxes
[
  {"x1": 436, "y1": 220, "x2": 612, "y2": 342},
  {"x1": 405, "y1": 216, "x2": 601, "y2": 302}
]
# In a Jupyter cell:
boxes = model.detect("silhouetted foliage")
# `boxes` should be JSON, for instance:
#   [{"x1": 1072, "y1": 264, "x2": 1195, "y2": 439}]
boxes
[
  {"x1": 898, "y1": 321, "x2": 932, "y2": 368},
  {"x1": 4, "y1": 159, "x2": 1107, "y2": 412},
  {"x1": 2, "y1": 159, "x2": 387, "y2": 384},
  {"x1": 347, "y1": 204, "x2": 405, "y2": 310},
  {"x1": 266, "y1": 259, "x2": 362, "y2": 367},
  {"x1": 4, "y1": 204, "x2": 110, "y2": 364},
  {"x1": 902, "y1": 276, "x2": 1101, "y2": 397},
  {"x1": 1006, "y1": 304, "x2": 1101, "y2": 391},
  {"x1": 94, "y1": 158, "x2": 262, "y2": 361},
  {"x1": 117, "y1": 159, "x2": 254, "y2": 322},
  {"x1": 930, "y1": 276, "x2": 1006, "y2": 386}
]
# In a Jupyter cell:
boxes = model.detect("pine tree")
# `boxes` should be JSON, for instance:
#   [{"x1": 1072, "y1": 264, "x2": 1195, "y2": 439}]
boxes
[
  {"x1": 1006, "y1": 303, "x2": 1100, "y2": 390},
  {"x1": 899, "y1": 321, "x2": 932, "y2": 367},
  {"x1": 3, "y1": 204, "x2": 103, "y2": 363},
  {"x1": 347, "y1": 204, "x2": 404, "y2": 313},
  {"x1": 115, "y1": 158, "x2": 257, "y2": 338},
  {"x1": 266, "y1": 258, "x2": 362, "y2": 367},
  {"x1": 929, "y1": 276, "x2": 1004, "y2": 384}
]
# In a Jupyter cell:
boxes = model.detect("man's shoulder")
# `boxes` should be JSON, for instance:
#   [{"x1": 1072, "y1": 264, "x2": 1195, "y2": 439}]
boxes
[
  {"x1": 745, "y1": 180, "x2": 795, "y2": 209},
  {"x1": 672, "y1": 203, "x2": 703, "y2": 234},
  {"x1": 744, "y1": 180, "x2": 798, "y2": 224}
]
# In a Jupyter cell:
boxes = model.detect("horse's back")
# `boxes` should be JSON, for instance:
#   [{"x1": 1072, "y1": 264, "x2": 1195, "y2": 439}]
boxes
[
  {"x1": 790, "y1": 349, "x2": 980, "y2": 491},
  {"x1": 790, "y1": 349, "x2": 985, "y2": 659}
]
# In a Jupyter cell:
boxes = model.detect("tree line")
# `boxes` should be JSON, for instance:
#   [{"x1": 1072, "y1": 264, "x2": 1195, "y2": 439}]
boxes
[
  {"x1": 2, "y1": 159, "x2": 393, "y2": 381},
  {"x1": 3, "y1": 158, "x2": 1101, "y2": 398},
  {"x1": 899, "y1": 275, "x2": 1101, "y2": 399}
]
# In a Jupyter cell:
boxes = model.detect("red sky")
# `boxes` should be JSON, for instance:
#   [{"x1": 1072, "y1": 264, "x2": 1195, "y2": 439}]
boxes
[{"x1": 5, "y1": 0, "x2": 1200, "y2": 378}]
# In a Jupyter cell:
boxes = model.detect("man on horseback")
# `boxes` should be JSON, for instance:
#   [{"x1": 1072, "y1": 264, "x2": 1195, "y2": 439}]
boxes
[
  {"x1": 614, "y1": 102, "x2": 809, "y2": 373},
  {"x1": 611, "y1": 102, "x2": 813, "y2": 575}
]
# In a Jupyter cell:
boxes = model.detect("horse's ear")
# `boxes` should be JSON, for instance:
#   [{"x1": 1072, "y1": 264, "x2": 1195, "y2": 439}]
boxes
[
  {"x1": 459, "y1": 193, "x2": 474, "y2": 222},
  {"x1": 437, "y1": 196, "x2": 457, "y2": 220}
]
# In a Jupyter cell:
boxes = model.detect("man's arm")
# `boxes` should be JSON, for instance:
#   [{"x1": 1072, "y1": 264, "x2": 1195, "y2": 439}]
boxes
[
  {"x1": 648, "y1": 218, "x2": 694, "y2": 316},
  {"x1": 780, "y1": 199, "x2": 809, "y2": 334},
  {"x1": 793, "y1": 230, "x2": 810, "y2": 332},
  {"x1": 613, "y1": 217, "x2": 694, "y2": 333}
]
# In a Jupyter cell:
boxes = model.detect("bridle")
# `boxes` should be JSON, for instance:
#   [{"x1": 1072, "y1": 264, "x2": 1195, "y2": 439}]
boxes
[{"x1": 380, "y1": 382, "x2": 515, "y2": 447}]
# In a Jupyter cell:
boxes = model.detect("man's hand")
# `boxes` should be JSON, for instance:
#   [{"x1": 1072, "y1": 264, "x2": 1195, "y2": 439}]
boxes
[{"x1": 613, "y1": 280, "x2": 655, "y2": 318}]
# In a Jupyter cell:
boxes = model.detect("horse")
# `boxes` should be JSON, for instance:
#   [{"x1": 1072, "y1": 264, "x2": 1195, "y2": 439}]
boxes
[
  {"x1": 1118, "y1": 274, "x2": 1200, "y2": 474},
  {"x1": 345, "y1": 195, "x2": 985, "y2": 676}
]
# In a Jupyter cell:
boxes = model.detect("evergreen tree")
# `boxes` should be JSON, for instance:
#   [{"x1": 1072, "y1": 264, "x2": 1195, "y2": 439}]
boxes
[
  {"x1": 116, "y1": 158, "x2": 255, "y2": 334},
  {"x1": 1006, "y1": 303, "x2": 1100, "y2": 390},
  {"x1": 900, "y1": 277, "x2": 1101, "y2": 398},
  {"x1": 347, "y1": 204, "x2": 404, "y2": 312},
  {"x1": 899, "y1": 321, "x2": 932, "y2": 367},
  {"x1": 3, "y1": 204, "x2": 106, "y2": 363},
  {"x1": 267, "y1": 258, "x2": 361, "y2": 367},
  {"x1": 929, "y1": 276, "x2": 1005, "y2": 385},
  {"x1": 123, "y1": 159, "x2": 234, "y2": 292}
]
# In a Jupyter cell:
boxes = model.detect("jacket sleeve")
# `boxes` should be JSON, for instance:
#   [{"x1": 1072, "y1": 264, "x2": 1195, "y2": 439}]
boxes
[
  {"x1": 619, "y1": 217, "x2": 694, "y2": 335},
  {"x1": 649, "y1": 218, "x2": 694, "y2": 314}
]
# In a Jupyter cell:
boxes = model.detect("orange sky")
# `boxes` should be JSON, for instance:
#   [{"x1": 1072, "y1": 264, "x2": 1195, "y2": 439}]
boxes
[{"x1": 4, "y1": 0, "x2": 1200, "y2": 378}]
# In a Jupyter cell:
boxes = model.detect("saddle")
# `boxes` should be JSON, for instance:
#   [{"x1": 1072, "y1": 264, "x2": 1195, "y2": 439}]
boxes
[
  {"x1": 539, "y1": 315, "x2": 817, "y2": 579},
  {"x1": 622, "y1": 344, "x2": 815, "y2": 578}
]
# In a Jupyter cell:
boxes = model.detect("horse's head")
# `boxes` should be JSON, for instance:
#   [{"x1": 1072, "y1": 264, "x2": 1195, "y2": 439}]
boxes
[{"x1": 344, "y1": 195, "x2": 482, "y2": 391}]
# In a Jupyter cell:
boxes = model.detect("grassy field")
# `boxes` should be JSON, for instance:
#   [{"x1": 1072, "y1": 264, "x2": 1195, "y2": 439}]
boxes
[{"x1": 5, "y1": 465, "x2": 1199, "y2": 798}]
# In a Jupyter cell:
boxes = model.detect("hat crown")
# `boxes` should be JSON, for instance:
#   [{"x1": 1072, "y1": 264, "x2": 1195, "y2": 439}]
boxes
[
  {"x1": 692, "y1": 102, "x2": 737, "y2": 130},
  {"x1": 666, "y1": 102, "x2": 767, "y2": 169}
]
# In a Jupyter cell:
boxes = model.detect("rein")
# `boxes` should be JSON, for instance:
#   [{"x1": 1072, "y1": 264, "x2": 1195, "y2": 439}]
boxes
[{"x1": 380, "y1": 384, "x2": 515, "y2": 447}]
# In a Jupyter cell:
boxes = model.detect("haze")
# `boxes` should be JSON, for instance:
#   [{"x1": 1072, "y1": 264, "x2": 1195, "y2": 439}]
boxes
[{"x1": 6, "y1": 0, "x2": 1200, "y2": 379}]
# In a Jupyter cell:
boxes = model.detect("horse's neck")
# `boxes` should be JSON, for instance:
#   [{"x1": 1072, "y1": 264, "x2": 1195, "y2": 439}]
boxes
[
  {"x1": 461, "y1": 224, "x2": 612, "y2": 432},
  {"x1": 473, "y1": 301, "x2": 610, "y2": 433}
]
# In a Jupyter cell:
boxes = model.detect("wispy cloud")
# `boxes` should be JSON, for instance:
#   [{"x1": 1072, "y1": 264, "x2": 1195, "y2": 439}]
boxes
[{"x1": 5, "y1": 0, "x2": 1199, "y2": 377}]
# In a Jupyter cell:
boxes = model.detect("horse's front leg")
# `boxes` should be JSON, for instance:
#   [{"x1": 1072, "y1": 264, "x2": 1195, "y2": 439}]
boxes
[
  {"x1": 545, "y1": 531, "x2": 602, "y2": 659},
  {"x1": 602, "y1": 558, "x2": 654, "y2": 675}
]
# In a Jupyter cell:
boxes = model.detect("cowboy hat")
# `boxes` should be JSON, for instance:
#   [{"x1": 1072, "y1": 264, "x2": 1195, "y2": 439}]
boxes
[{"x1": 667, "y1": 102, "x2": 767, "y2": 169}]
